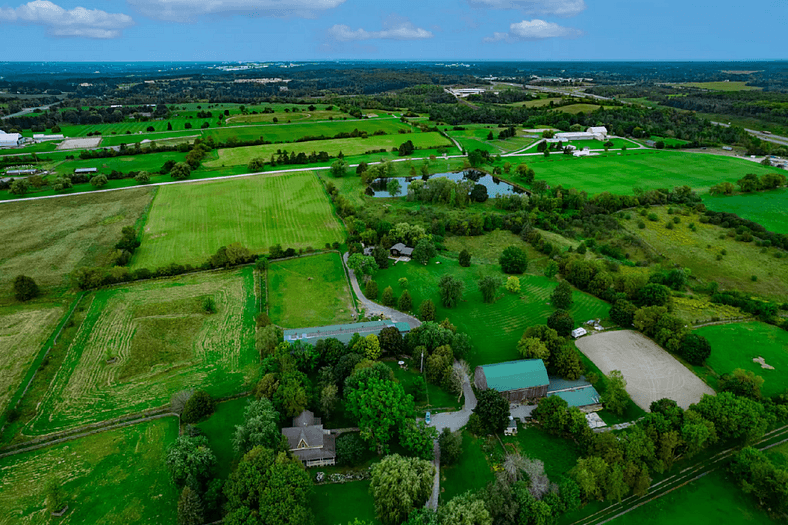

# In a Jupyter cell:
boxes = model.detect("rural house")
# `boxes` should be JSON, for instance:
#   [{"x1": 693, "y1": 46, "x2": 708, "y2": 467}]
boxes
[
  {"x1": 389, "y1": 243, "x2": 413, "y2": 257},
  {"x1": 474, "y1": 359, "x2": 549, "y2": 402},
  {"x1": 281, "y1": 410, "x2": 336, "y2": 468}
]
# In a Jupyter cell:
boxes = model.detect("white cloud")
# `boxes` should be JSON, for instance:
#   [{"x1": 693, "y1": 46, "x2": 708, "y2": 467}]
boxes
[
  {"x1": 484, "y1": 18, "x2": 582, "y2": 41},
  {"x1": 0, "y1": 0, "x2": 134, "y2": 38},
  {"x1": 126, "y1": 0, "x2": 345, "y2": 22},
  {"x1": 328, "y1": 17, "x2": 433, "y2": 42},
  {"x1": 469, "y1": 0, "x2": 585, "y2": 17}
]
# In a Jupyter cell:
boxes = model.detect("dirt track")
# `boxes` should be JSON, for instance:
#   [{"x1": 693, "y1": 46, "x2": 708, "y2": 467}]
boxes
[{"x1": 576, "y1": 330, "x2": 715, "y2": 410}]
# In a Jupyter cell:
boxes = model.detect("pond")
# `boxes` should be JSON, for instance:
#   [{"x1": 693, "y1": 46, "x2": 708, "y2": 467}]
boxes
[{"x1": 369, "y1": 170, "x2": 526, "y2": 198}]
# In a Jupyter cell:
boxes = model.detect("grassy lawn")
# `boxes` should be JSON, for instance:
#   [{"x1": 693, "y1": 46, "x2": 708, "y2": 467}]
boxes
[
  {"x1": 0, "y1": 417, "x2": 178, "y2": 525},
  {"x1": 51, "y1": 151, "x2": 188, "y2": 176},
  {"x1": 0, "y1": 302, "x2": 66, "y2": 418},
  {"x1": 267, "y1": 252, "x2": 356, "y2": 328},
  {"x1": 0, "y1": 187, "x2": 155, "y2": 298},
  {"x1": 702, "y1": 189, "x2": 788, "y2": 234},
  {"x1": 620, "y1": 206, "x2": 788, "y2": 302},
  {"x1": 648, "y1": 135, "x2": 690, "y2": 147},
  {"x1": 205, "y1": 132, "x2": 451, "y2": 168},
  {"x1": 374, "y1": 255, "x2": 610, "y2": 369},
  {"x1": 205, "y1": 118, "x2": 411, "y2": 144},
  {"x1": 555, "y1": 104, "x2": 619, "y2": 115},
  {"x1": 502, "y1": 423, "x2": 581, "y2": 481},
  {"x1": 693, "y1": 322, "x2": 788, "y2": 397},
  {"x1": 384, "y1": 361, "x2": 463, "y2": 412},
  {"x1": 26, "y1": 268, "x2": 258, "y2": 435},
  {"x1": 679, "y1": 81, "x2": 761, "y2": 91},
  {"x1": 440, "y1": 431, "x2": 495, "y2": 503},
  {"x1": 311, "y1": 480, "x2": 380, "y2": 525},
  {"x1": 526, "y1": 150, "x2": 782, "y2": 195},
  {"x1": 567, "y1": 138, "x2": 638, "y2": 150},
  {"x1": 196, "y1": 396, "x2": 251, "y2": 479},
  {"x1": 132, "y1": 171, "x2": 344, "y2": 269}
]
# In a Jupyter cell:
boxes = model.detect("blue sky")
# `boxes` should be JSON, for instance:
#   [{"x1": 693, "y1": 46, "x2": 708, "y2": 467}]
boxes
[{"x1": 0, "y1": 0, "x2": 785, "y2": 61}]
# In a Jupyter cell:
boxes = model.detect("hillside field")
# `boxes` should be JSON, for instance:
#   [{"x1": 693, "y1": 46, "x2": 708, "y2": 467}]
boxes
[
  {"x1": 373, "y1": 255, "x2": 610, "y2": 368},
  {"x1": 702, "y1": 189, "x2": 788, "y2": 234},
  {"x1": 132, "y1": 171, "x2": 344, "y2": 269},
  {"x1": 694, "y1": 322, "x2": 788, "y2": 397},
  {"x1": 26, "y1": 269, "x2": 258, "y2": 435},
  {"x1": 0, "y1": 418, "x2": 178, "y2": 525},
  {"x1": 267, "y1": 252, "x2": 356, "y2": 328}
]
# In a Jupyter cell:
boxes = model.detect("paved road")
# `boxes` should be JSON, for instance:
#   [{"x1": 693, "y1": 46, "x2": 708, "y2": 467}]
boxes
[
  {"x1": 430, "y1": 366, "x2": 477, "y2": 432},
  {"x1": 425, "y1": 440, "x2": 441, "y2": 510}
]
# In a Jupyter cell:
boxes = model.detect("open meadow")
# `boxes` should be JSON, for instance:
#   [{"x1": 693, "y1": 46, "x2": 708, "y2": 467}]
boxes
[
  {"x1": 26, "y1": 268, "x2": 258, "y2": 435},
  {"x1": 444, "y1": 125, "x2": 539, "y2": 154},
  {"x1": 621, "y1": 206, "x2": 788, "y2": 302},
  {"x1": 267, "y1": 252, "x2": 356, "y2": 328},
  {"x1": 526, "y1": 150, "x2": 781, "y2": 195},
  {"x1": 702, "y1": 189, "x2": 788, "y2": 234},
  {"x1": 0, "y1": 187, "x2": 154, "y2": 297},
  {"x1": 311, "y1": 480, "x2": 380, "y2": 525},
  {"x1": 0, "y1": 302, "x2": 65, "y2": 417},
  {"x1": 678, "y1": 81, "x2": 761, "y2": 91},
  {"x1": 374, "y1": 255, "x2": 610, "y2": 368},
  {"x1": 694, "y1": 322, "x2": 788, "y2": 397},
  {"x1": 132, "y1": 171, "x2": 344, "y2": 269},
  {"x1": 0, "y1": 418, "x2": 178, "y2": 525},
  {"x1": 196, "y1": 396, "x2": 250, "y2": 479},
  {"x1": 440, "y1": 431, "x2": 495, "y2": 503}
]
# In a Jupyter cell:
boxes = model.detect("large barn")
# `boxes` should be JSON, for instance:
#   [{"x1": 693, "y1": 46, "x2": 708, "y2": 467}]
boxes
[{"x1": 474, "y1": 359, "x2": 549, "y2": 402}]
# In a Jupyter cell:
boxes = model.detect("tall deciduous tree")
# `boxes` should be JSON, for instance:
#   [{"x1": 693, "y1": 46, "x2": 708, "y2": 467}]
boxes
[
  {"x1": 438, "y1": 275, "x2": 464, "y2": 308},
  {"x1": 438, "y1": 492, "x2": 492, "y2": 525},
  {"x1": 346, "y1": 377, "x2": 415, "y2": 453},
  {"x1": 12, "y1": 275, "x2": 39, "y2": 301},
  {"x1": 370, "y1": 454, "x2": 435, "y2": 525},
  {"x1": 177, "y1": 486, "x2": 203, "y2": 525},
  {"x1": 478, "y1": 275, "x2": 503, "y2": 304},
  {"x1": 499, "y1": 246, "x2": 528, "y2": 274},
  {"x1": 473, "y1": 389, "x2": 510, "y2": 435},
  {"x1": 166, "y1": 435, "x2": 216, "y2": 490},
  {"x1": 233, "y1": 398, "x2": 280, "y2": 455},
  {"x1": 550, "y1": 281, "x2": 573, "y2": 310},
  {"x1": 412, "y1": 239, "x2": 437, "y2": 265},
  {"x1": 602, "y1": 370, "x2": 630, "y2": 416}
]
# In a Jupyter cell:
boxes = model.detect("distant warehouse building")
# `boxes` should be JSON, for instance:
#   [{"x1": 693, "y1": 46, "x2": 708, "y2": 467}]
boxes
[
  {"x1": 0, "y1": 131, "x2": 23, "y2": 148},
  {"x1": 74, "y1": 168, "x2": 97, "y2": 174},
  {"x1": 474, "y1": 359, "x2": 549, "y2": 402},
  {"x1": 33, "y1": 134, "x2": 65, "y2": 143},
  {"x1": 283, "y1": 320, "x2": 411, "y2": 346}
]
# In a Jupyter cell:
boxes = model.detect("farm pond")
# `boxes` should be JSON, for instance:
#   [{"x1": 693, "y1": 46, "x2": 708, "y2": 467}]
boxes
[{"x1": 369, "y1": 170, "x2": 527, "y2": 198}]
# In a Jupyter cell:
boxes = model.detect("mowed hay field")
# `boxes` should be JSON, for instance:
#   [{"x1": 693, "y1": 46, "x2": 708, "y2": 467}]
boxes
[
  {"x1": 702, "y1": 188, "x2": 788, "y2": 234},
  {"x1": 26, "y1": 268, "x2": 258, "y2": 435},
  {"x1": 528, "y1": 150, "x2": 782, "y2": 195},
  {"x1": 621, "y1": 207, "x2": 788, "y2": 302},
  {"x1": 267, "y1": 252, "x2": 356, "y2": 328},
  {"x1": 0, "y1": 302, "x2": 65, "y2": 416},
  {"x1": 204, "y1": 118, "x2": 411, "y2": 144},
  {"x1": 0, "y1": 418, "x2": 178, "y2": 525},
  {"x1": 374, "y1": 256, "x2": 610, "y2": 368},
  {"x1": 132, "y1": 172, "x2": 344, "y2": 269},
  {"x1": 694, "y1": 322, "x2": 788, "y2": 397},
  {"x1": 204, "y1": 132, "x2": 452, "y2": 168},
  {"x1": 0, "y1": 188, "x2": 154, "y2": 297}
]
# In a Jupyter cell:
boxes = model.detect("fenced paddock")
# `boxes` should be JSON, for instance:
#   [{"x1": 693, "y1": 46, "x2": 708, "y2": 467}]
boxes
[{"x1": 575, "y1": 330, "x2": 714, "y2": 410}]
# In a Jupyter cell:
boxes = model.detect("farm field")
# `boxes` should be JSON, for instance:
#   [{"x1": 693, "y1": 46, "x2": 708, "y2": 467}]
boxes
[
  {"x1": 555, "y1": 103, "x2": 614, "y2": 114},
  {"x1": 575, "y1": 330, "x2": 715, "y2": 410},
  {"x1": 694, "y1": 322, "x2": 788, "y2": 397},
  {"x1": 648, "y1": 135, "x2": 690, "y2": 147},
  {"x1": 527, "y1": 150, "x2": 781, "y2": 195},
  {"x1": 0, "y1": 187, "x2": 154, "y2": 297},
  {"x1": 0, "y1": 417, "x2": 178, "y2": 525},
  {"x1": 132, "y1": 171, "x2": 344, "y2": 269},
  {"x1": 203, "y1": 118, "x2": 411, "y2": 144},
  {"x1": 26, "y1": 268, "x2": 258, "y2": 435},
  {"x1": 311, "y1": 480, "x2": 380, "y2": 525},
  {"x1": 374, "y1": 255, "x2": 610, "y2": 368},
  {"x1": 52, "y1": 150, "x2": 188, "y2": 177},
  {"x1": 440, "y1": 431, "x2": 495, "y2": 503},
  {"x1": 679, "y1": 81, "x2": 761, "y2": 91},
  {"x1": 205, "y1": 132, "x2": 452, "y2": 168},
  {"x1": 196, "y1": 396, "x2": 250, "y2": 479},
  {"x1": 444, "y1": 125, "x2": 538, "y2": 154},
  {"x1": 621, "y1": 206, "x2": 788, "y2": 302},
  {"x1": 566, "y1": 138, "x2": 639, "y2": 150},
  {"x1": 702, "y1": 189, "x2": 788, "y2": 234},
  {"x1": 0, "y1": 302, "x2": 65, "y2": 417},
  {"x1": 267, "y1": 252, "x2": 356, "y2": 328}
]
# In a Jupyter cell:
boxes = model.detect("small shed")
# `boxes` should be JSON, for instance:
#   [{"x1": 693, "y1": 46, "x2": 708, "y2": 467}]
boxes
[
  {"x1": 474, "y1": 359, "x2": 549, "y2": 402},
  {"x1": 504, "y1": 417, "x2": 518, "y2": 436},
  {"x1": 390, "y1": 243, "x2": 413, "y2": 257},
  {"x1": 571, "y1": 327, "x2": 588, "y2": 339}
]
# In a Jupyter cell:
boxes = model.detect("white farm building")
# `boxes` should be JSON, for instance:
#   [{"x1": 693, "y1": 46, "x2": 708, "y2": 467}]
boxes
[
  {"x1": 550, "y1": 126, "x2": 609, "y2": 143},
  {"x1": 0, "y1": 131, "x2": 23, "y2": 148},
  {"x1": 33, "y1": 134, "x2": 65, "y2": 143}
]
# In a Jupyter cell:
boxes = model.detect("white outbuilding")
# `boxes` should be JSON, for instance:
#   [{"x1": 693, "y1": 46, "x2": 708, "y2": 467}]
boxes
[
  {"x1": 0, "y1": 132, "x2": 22, "y2": 148},
  {"x1": 586, "y1": 126, "x2": 608, "y2": 140},
  {"x1": 571, "y1": 327, "x2": 588, "y2": 339},
  {"x1": 33, "y1": 134, "x2": 65, "y2": 143}
]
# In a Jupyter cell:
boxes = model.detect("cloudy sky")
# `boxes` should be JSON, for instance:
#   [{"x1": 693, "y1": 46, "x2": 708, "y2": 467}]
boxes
[{"x1": 0, "y1": 0, "x2": 784, "y2": 61}]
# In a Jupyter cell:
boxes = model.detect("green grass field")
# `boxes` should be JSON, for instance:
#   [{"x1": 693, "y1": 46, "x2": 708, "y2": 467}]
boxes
[
  {"x1": 267, "y1": 252, "x2": 356, "y2": 328},
  {"x1": 693, "y1": 322, "x2": 788, "y2": 397},
  {"x1": 0, "y1": 187, "x2": 155, "y2": 298},
  {"x1": 0, "y1": 302, "x2": 65, "y2": 417},
  {"x1": 679, "y1": 81, "x2": 761, "y2": 91},
  {"x1": 621, "y1": 207, "x2": 788, "y2": 302},
  {"x1": 445, "y1": 125, "x2": 538, "y2": 154},
  {"x1": 205, "y1": 118, "x2": 410, "y2": 144},
  {"x1": 502, "y1": 424, "x2": 581, "y2": 482},
  {"x1": 702, "y1": 189, "x2": 788, "y2": 234},
  {"x1": 0, "y1": 417, "x2": 178, "y2": 524},
  {"x1": 132, "y1": 171, "x2": 344, "y2": 269},
  {"x1": 374, "y1": 255, "x2": 610, "y2": 368},
  {"x1": 51, "y1": 151, "x2": 188, "y2": 177},
  {"x1": 206, "y1": 132, "x2": 451, "y2": 168},
  {"x1": 440, "y1": 431, "x2": 495, "y2": 503},
  {"x1": 196, "y1": 396, "x2": 250, "y2": 479},
  {"x1": 311, "y1": 480, "x2": 380, "y2": 525},
  {"x1": 26, "y1": 269, "x2": 258, "y2": 435},
  {"x1": 384, "y1": 361, "x2": 463, "y2": 412},
  {"x1": 528, "y1": 150, "x2": 783, "y2": 195}
]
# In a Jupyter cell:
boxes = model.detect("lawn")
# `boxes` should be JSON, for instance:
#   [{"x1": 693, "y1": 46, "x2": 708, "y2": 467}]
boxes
[
  {"x1": 554, "y1": 104, "x2": 615, "y2": 115},
  {"x1": 0, "y1": 187, "x2": 155, "y2": 298},
  {"x1": 204, "y1": 118, "x2": 411, "y2": 144},
  {"x1": 267, "y1": 252, "x2": 356, "y2": 328},
  {"x1": 205, "y1": 132, "x2": 451, "y2": 168},
  {"x1": 679, "y1": 81, "x2": 761, "y2": 91},
  {"x1": 52, "y1": 151, "x2": 188, "y2": 177},
  {"x1": 311, "y1": 480, "x2": 380, "y2": 525},
  {"x1": 501, "y1": 423, "x2": 581, "y2": 482},
  {"x1": 373, "y1": 254, "x2": 610, "y2": 369},
  {"x1": 527, "y1": 150, "x2": 782, "y2": 195},
  {"x1": 384, "y1": 361, "x2": 463, "y2": 412},
  {"x1": 196, "y1": 396, "x2": 251, "y2": 479},
  {"x1": 702, "y1": 189, "x2": 788, "y2": 234},
  {"x1": 0, "y1": 302, "x2": 65, "y2": 417},
  {"x1": 694, "y1": 322, "x2": 788, "y2": 397},
  {"x1": 132, "y1": 171, "x2": 344, "y2": 269},
  {"x1": 26, "y1": 268, "x2": 258, "y2": 435},
  {"x1": 0, "y1": 417, "x2": 178, "y2": 525},
  {"x1": 621, "y1": 206, "x2": 788, "y2": 302},
  {"x1": 440, "y1": 431, "x2": 495, "y2": 503}
]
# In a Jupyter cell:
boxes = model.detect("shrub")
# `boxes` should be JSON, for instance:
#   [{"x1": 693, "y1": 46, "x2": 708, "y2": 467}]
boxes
[
  {"x1": 255, "y1": 312, "x2": 271, "y2": 327},
  {"x1": 90, "y1": 174, "x2": 108, "y2": 187},
  {"x1": 419, "y1": 299, "x2": 436, "y2": 321},
  {"x1": 382, "y1": 286, "x2": 396, "y2": 307},
  {"x1": 648, "y1": 213, "x2": 659, "y2": 222},
  {"x1": 134, "y1": 171, "x2": 150, "y2": 184},
  {"x1": 438, "y1": 428, "x2": 462, "y2": 466},
  {"x1": 547, "y1": 310, "x2": 574, "y2": 337},
  {"x1": 499, "y1": 246, "x2": 528, "y2": 274},
  {"x1": 13, "y1": 275, "x2": 39, "y2": 301},
  {"x1": 679, "y1": 334, "x2": 711, "y2": 365},
  {"x1": 458, "y1": 249, "x2": 471, "y2": 267},
  {"x1": 203, "y1": 296, "x2": 217, "y2": 314},
  {"x1": 364, "y1": 280, "x2": 379, "y2": 299},
  {"x1": 181, "y1": 390, "x2": 215, "y2": 424},
  {"x1": 398, "y1": 290, "x2": 413, "y2": 312}
]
